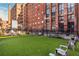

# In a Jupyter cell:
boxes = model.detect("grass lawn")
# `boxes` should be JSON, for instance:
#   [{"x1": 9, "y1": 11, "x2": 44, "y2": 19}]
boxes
[{"x1": 0, "y1": 34, "x2": 79, "y2": 56}]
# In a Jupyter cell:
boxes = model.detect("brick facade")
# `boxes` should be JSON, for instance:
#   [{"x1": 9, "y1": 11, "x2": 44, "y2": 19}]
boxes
[
  {"x1": 11, "y1": 3, "x2": 79, "y2": 35},
  {"x1": 48, "y1": 3, "x2": 79, "y2": 35},
  {"x1": 27, "y1": 3, "x2": 45, "y2": 33}
]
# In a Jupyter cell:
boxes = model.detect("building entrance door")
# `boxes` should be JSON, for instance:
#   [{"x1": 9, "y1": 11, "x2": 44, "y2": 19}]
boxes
[
  {"x1": 68, "y1": 22, "x2": 74, "y2": 34},
  {"x1": 58, "y1": 23, "x2": 64, "y2": 33}
]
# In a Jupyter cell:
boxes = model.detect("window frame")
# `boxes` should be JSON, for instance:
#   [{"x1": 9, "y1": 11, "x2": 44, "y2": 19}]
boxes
[
  {"x1": 68, "y1": 14, "x2": 74, "y2": 21},
  {"x1": 68, "y1": 3, "x2": 74, "y2": 13},
  {"x1": 52, "y1": 4, "x2": 56, "y2": 16},
  {"x1": 46, "y1": 3, "x2": 50, "y2": 17},
  {"x1": 58, "y1": 3, "x2": 64, "y2": 15},
  {"x1": 59, "y1": 16, "x2": 64, "y2": 21}
]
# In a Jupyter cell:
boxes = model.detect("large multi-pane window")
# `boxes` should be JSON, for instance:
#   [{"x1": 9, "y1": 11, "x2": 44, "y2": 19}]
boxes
[
  {"x1": 46, "y1": 9, "x2": 50, "y2": 17},
  {"x1": 46, "y1": 3, "x2": 50, "y2": 17},
  {"x1": 52, "y1": 16, "x2": 55, "y2": 29},
  {"x1": 59, "y1": 23, "x2": 64, "y2": 32},
  {"x1": 58, "y1": 3, "x2": 64, "y2": 15},
  {"x1": 59, "y1": 16, "x2": 64, "y2": 21},
  {"x1": 52, "y1": 4, "x2": 56, "y2": 31},
  {"x1": 68, "y1": 3, "x2": 74, "y2": 13},
  {"x1": 52, "y1": 3, "x2": 56, "y2": 16},
  {"x1": 58, "y1": 16, "x2": 64, "y2": 32},
  {"x1": 46, "y1": 3, "x2": 49, "y2": 8},
  {"x1": 68, "y1": 22, "x2": 74, "y2": 34},
  {"x1": 68, "y1": 14, "x2": 74, "y2": 21}
]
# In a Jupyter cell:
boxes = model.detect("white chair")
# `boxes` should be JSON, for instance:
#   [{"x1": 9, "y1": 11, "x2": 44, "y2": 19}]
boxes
[
  {"x1": 49, "y1": 53, "x2": 56, "y2": 56},
  {"x1": 56, "y1": 45, "x2": 68, "y2": 56}
]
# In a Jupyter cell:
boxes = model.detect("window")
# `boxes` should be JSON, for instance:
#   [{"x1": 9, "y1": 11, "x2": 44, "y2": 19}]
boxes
[
  {"x1": 59, "y1": 16, "x2": 64, "y2": 21},
  {"x1": 38, "y1": 3, "x2": 40, "y2": 6},
  {"x1": 52, "y1": 6, "x2": 56, "y2": 16},
  {"x1": 37, "y1": 8, "x2": 39, "y2": 11},
  {"x1": 46, "y1": 3, "x2": 50, "y2": 9},
  {"x1": 21, "y1": 4, "x2": 23, "y2": 8},
  {"x1": 46, "y1": 9, "x2": 50, "y2": 17},
  {"x1": 68, "y1": 14, "x2": 74, "y2": 21},
  {"x1": 46, "y1": 3, "x2": 50, "y2": 17},
  {"x1": 38, "y1": 13, "x2": 40, "y2": 16},
  {"x1": 52, "y1": 17, "x2": 55, "y2": 27},
  {"x1": 52, "y1": 21, "x2": 55, "y2": 26},
  {"x1": 52, "y1": 3, "x2": 56, "y2": 7},
  {"x1": 68, "y1": 22, "x2": 74, "y2": 33},
  {"x1": 52, "y1": 17, "x2": 55, "y2": 21},
  {"x1": 52, "y1": 3, "x2": 56, "y2": 27},
  {"x1": 58, "y1": 3, "x2": 64, "y2": 15},
  {"x1": 52, "y1": 7, "x2": 55, "y2": 12},
  {"x1": 59, "y1": 23, "x2": 64, "y2": 32},
  {"x1": 68, "y1": 3, "x2": 74, "y2": 13},
  {"x1": 52, "y1": 21, "x2": 56, "y2": 31}
]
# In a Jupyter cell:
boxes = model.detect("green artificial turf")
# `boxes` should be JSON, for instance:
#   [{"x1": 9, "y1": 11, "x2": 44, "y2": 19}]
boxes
[{"x1": 0, "y1": 34, "x2": 79, "y2": 56}]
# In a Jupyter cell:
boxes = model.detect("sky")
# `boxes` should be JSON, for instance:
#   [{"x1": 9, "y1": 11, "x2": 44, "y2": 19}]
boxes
[{"x1": 0, "y1": 3, "x2": 15, "y2": 21}]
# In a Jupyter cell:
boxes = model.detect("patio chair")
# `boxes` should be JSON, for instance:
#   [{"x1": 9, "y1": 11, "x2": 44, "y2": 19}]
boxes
[{"x1": 56, "y1": 45, "x2": 68, "y2": 56}]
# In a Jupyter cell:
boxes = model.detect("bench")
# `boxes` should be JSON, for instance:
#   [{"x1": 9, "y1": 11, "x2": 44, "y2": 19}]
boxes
[{"x1": 56, "y1": 45, "x2": 68, "y2": 56}]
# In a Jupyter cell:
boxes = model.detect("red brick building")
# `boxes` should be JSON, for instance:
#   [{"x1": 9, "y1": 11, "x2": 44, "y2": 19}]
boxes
[
  {"x1": 11, "y1": 4, "x2": 24, "y2": 30},
  {"x1": 46, "y1": 3, "x2": 79, "y2": 35},
  {"x1": 11, "y1": 4, "x2": 16, "y2": 20},
  {"x1": 27, "y1": 3, "x2": 46, "y2": 33},
  {"x1": 11, "y1": 3, "x2": 79, "y2": 35}
]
